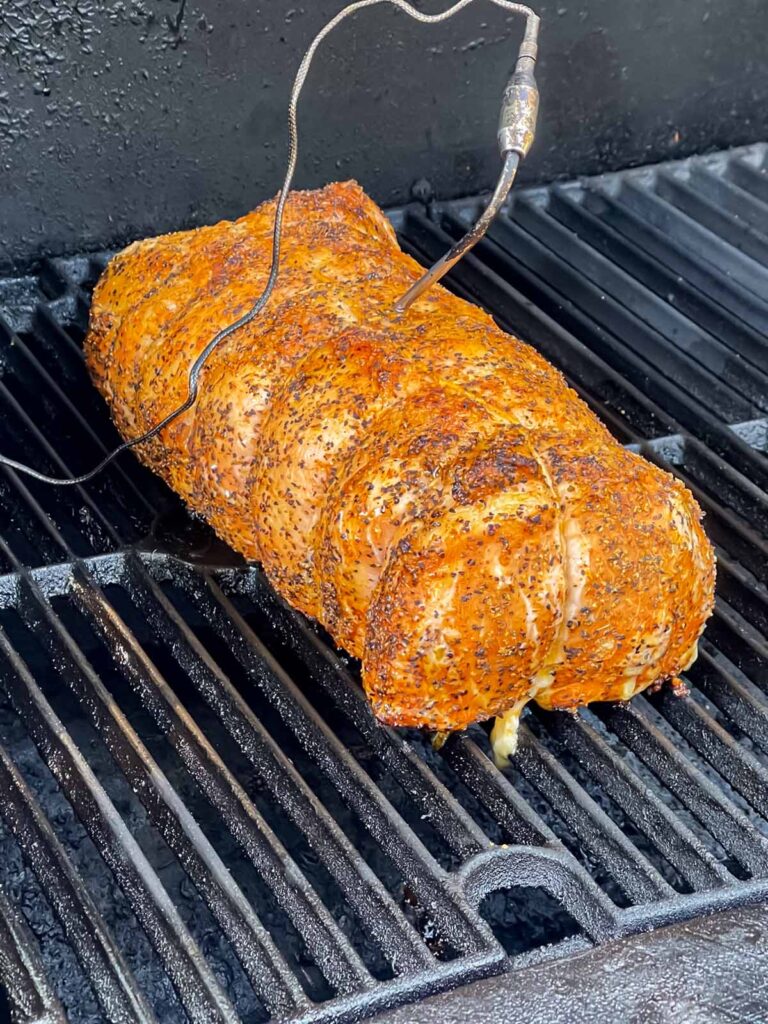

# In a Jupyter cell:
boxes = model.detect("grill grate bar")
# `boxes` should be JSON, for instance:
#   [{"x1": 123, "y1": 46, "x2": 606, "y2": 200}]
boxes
[
  {"x1": 655, "y1": 170, "x2": 768, "y2": 268},
  {"x1": 715, "y1": 552, "x2": 768, "y2": 637},
  {"x1": 70, "y1": 563, "x2": 372, "y2": 998},
  {"x1": 239, "y1": 564, "x2": 490, "y2": 861},
  {"x1": 691, "y1": 643, "x2": 768, "y2": 753},
  {"x1": 396, "y1": 236, "x2": 641, "y2": 445},
  {"x1": 399, "y1": 228, "x2": 675, "y2": 445},
  {"x1": 485, "y1": 209, "x2": 759, "y2": 421},
  {"x1": 578, "y1": 184, "x2": 768, "y2": 336},
  {"x1": 727, "y1": 153, "x2": 768, "y2": 205},
  {"x1": 514, "y1": 726, "x2": 675, "y2": 903},
  {"x1": 537, "y1": 709, "x2": 733, "y2": 890},
  {"x1": 672, "y1": 436, "x2": 768, "y2": 534},
  {"x1": 688, "y1": 497, "x2": 768, "y2": 590},
  {"x1": 686, "y1": 165, "x2": 768, "y2": 238},
  {"x1": 122, "y1": 554, "x2": 444, "y2": 972},
  {"x1": 649, "y1": 686, "x2": 768, "y2": 822},
  {"x1": 0, "y1": 322, "x2": 136, "y2": 517},
  {"x1": 707, "y1": 601, "x2": 768, "y2": 689},
  {"x1": 508, "y1": 196, "x2": 768, "y2": 409},
  {"x1": 185, "y1": 564, "x2": 492, "y2": 954},
  {"x1": 0, "y1": 874, "x2": 67, "y2": 1024},
  {"x1": 0, "y1": 361, "x2": 122, "y2": 555},
  {"x1": 615, "y1": 180, "x2": 768, "y2": 300},
  {"x1": 27, "y1": 305, "x2": 160, "y2": 513},
  {"x1": 455, "y1": 844, "x2": 619, "y2": 944},
  {"x1": 637, "y1": 445, "x2": 768, "y2": 587},
  {"x1": 441, "y1": 734, "x2": 557, "y2": 848},
  {"x1": 543, "y1": 186, "x2": 768, "y2": 372},
  {"x1": 0, "y1": 731, "x2": 156, "y2": 1024},
  {"x1": 13, "y1": 569, "x2": 309, "y2": 1016},
  {"x1": 408, "y1": 210, "x2": 768, "y2": 492},
  {"x1": 0, "y1": 621, "x2": 241, "y2": 1023},
  {"x1": 598, "y1": 700, "x2": 768, "y2": 877},
  {"x1": 0, "y1": 463, "x2": 70, "y2": 569}
]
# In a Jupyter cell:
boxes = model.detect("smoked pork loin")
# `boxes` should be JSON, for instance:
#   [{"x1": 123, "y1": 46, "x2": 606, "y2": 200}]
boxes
[{"x1": 85, "y1": 181, "x2": 716, "y2": 754}]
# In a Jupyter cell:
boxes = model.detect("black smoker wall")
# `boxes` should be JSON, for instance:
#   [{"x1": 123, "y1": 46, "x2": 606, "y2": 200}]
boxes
[{"x1": 1, "y1": 0, "x2": 766, "y2": 270}]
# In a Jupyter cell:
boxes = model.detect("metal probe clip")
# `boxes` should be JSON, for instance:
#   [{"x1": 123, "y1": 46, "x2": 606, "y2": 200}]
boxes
[{"x1": 394, "y1": 14, "x2": 540, "y2": 312}]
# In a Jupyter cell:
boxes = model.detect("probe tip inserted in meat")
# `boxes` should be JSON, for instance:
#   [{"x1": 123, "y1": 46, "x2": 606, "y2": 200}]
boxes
[
  {"x1": 395, "y1": 15, "x2": 539, "y2": 311},
  {"x1": 393, "y1": 149, "x2": 521, "y2": 313}
]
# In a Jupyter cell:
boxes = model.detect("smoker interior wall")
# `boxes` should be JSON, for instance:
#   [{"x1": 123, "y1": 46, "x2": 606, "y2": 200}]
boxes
[{"x1": 1, "y1": 0, "x2": 766, "y2": 270}]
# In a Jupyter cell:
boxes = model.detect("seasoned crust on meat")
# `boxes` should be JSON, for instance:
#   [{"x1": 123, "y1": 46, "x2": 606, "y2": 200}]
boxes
[{"x1": 85, "y1": 181, "x2": 716, "y2": 738}]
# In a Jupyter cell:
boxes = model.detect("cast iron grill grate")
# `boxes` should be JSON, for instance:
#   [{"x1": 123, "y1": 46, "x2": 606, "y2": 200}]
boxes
[{"x1": 0, "y1": 143, "x2": 767, "y2": 1023}]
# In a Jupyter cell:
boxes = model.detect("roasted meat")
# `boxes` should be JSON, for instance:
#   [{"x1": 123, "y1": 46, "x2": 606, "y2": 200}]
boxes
[{"x1": 85, "y1": 181, "x2": 716, "y2": 753}]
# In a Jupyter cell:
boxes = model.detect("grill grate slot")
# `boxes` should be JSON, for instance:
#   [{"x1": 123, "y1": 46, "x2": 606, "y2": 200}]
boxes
[
  {"x1": 0, "y1": 878, "x2": 66, "y2": 1024},
  {"x1": 580, "y1": 184, "x2": 768, "y2": 336},
  {"x1": 439, "y1": 734, "x2": 557, "y2": 848},
  {"x1": 67, "y1": 571, "x2": 374, "y2": 997},
  {"x1": 726, "y1": 152, "x2": 768, "y2": 205},
  {"x1": 13, "y1": 572, "x2": 310, "y2": 1016},
  {"x1": 226, "y1": 564, "x2": 491, "y2": 863},
  {"x1": 649, "y1": 686, "x2": 768, "y2": 823},
  {"x1": 597, "y1": 701, "x2": 768, "y2": 878},
  {"x1": 543, "y1": 186, "x2": 768, "y2": 372},
  {"x1": 691, "y1": 644, "x2": 768, "y2": 753},
  {"x1": 451, "y1": 210, "x2": 759, "y2": 422},
  {"x1": 535, "y1": 709, "x2": 732, "y2": 892},
  {"x1": 0, "y1": 616, "x2": 244, "y2": 1023},
  {"x1": 403, "y1": 208, "x2": 768, "y2": 495},
  {"x1": 0, "y1": 737, "x2": 155, "y2": 1023},
  {"x1": 513, "y1": 725, "x2": 675, "y2": 904},
  {"x1": 500, "y1": 199, "x2": 768, "y2": 412},
  {"x1": 613, "y1": 180, "x2": 768, "y2": 300},
  {"x1": 683, "y1": 165, "x2": 768, "y2": 231},
  {"x1": 0, "y1": 143, "x2": 767, "y2": 1021},
  {"x1": 153, "y1": 563, "x2": 486, "y2": 958},
  {"x1": 654, "y1": 170, "x2": 768, "y2": 269},
  {"x1": 131, "y1": 562, "x2": 454, "y2": 969}
]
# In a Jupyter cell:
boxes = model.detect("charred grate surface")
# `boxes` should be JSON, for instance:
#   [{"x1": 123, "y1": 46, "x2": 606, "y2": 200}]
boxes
[{"x1": 0, "y1": 143, "x2": 766, "y2": 1021}]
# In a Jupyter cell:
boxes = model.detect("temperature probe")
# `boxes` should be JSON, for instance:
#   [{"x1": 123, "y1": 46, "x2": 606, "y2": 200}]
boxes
[{"x1": 0, "y1": 0, "x2": 540, "y2": 486}]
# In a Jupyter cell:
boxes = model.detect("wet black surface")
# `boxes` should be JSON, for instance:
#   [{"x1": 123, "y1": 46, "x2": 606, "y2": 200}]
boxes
[{"x1": 2, "y1": 0, "x2": 768, "y2": 270}]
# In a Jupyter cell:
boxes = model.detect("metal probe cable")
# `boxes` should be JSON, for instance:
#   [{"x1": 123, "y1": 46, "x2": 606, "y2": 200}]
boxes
[
  {"x1": 0, "y1": 0, "x2": 540, "y2": 486},
  {"x1": 394, "y1": 149, "x2": 520, "y2": 311}
]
